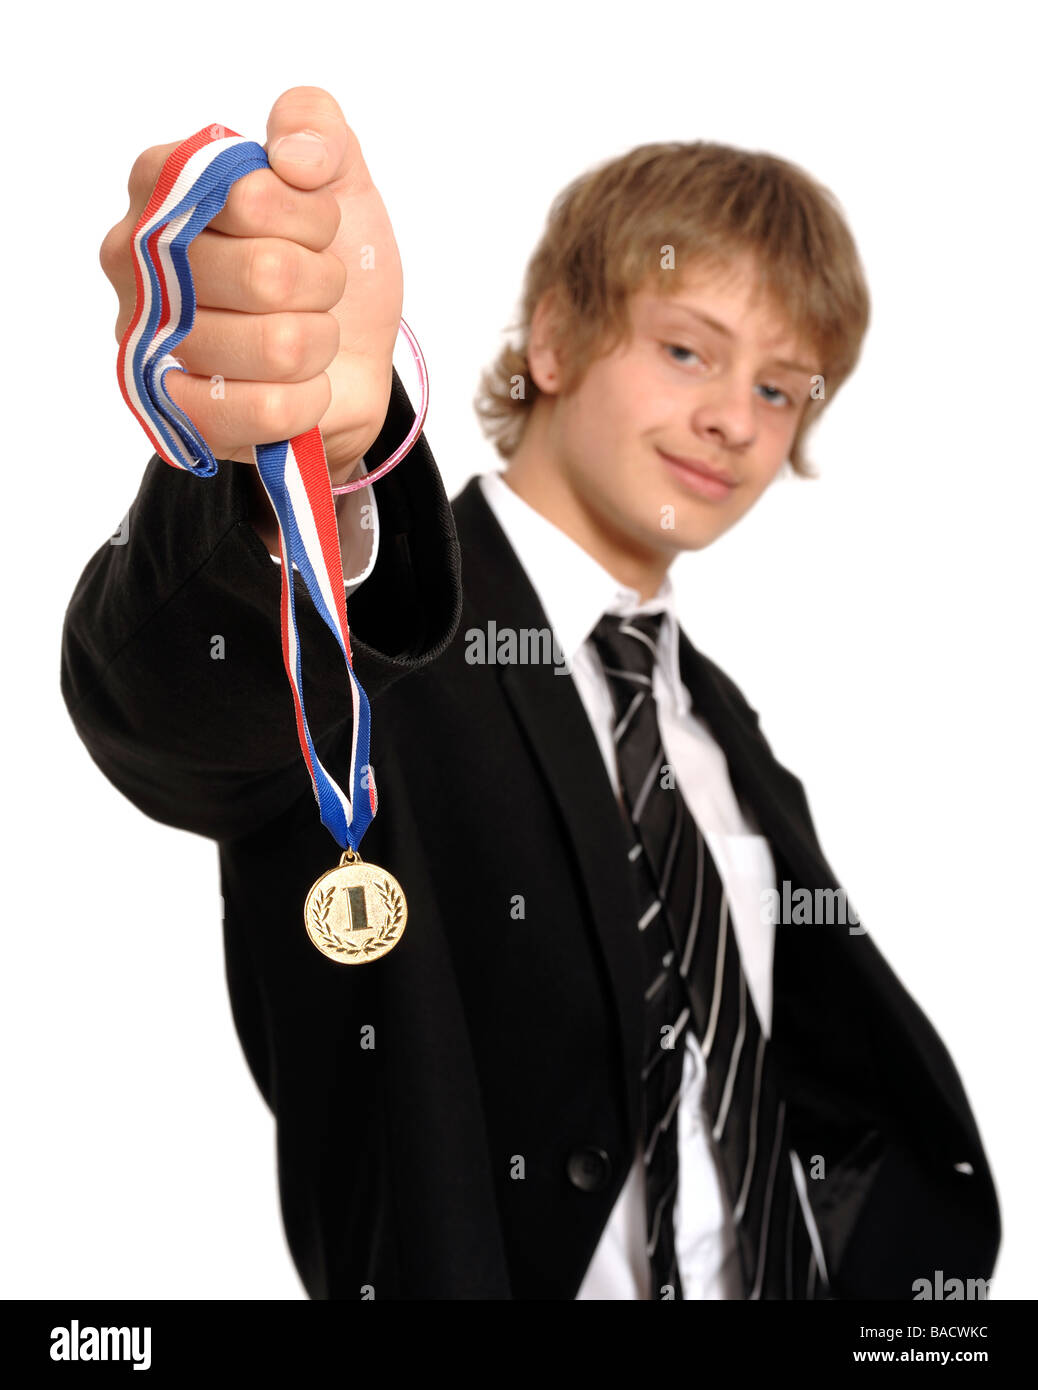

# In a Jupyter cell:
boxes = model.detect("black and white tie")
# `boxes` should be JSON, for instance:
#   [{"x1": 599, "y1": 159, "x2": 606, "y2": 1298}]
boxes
[{"x1": 590, "y1": 611, "x2": 829, "y2": 1300}]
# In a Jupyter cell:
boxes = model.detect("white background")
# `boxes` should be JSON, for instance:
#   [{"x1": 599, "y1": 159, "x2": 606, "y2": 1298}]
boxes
[{"x1": 3, "y1": 0, "x2": 1033, "y2": 1300}]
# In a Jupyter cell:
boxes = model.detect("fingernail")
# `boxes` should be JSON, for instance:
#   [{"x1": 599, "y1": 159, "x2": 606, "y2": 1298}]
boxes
[{"x1": 270, "y1": 130, "x2": 326, "y2": 166}]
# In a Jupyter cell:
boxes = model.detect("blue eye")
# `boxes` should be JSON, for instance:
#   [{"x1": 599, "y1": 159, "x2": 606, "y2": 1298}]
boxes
[
  {"x1": 664, "y1": 343, "x2": 701, "y2": 365},
  {"x1": 664, "y1": 344, "x2": 796, "y2": 407}
]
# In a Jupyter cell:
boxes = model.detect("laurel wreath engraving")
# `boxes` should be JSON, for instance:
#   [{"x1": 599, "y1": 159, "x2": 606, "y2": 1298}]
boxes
[{"x1": 309, "y1": 880, "x2": 404, "y2": 959}]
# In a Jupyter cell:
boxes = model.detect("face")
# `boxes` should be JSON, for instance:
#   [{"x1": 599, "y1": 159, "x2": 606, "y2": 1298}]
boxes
[{"x1": 528, "y1": 255, "x2": 821, "y2": 564}]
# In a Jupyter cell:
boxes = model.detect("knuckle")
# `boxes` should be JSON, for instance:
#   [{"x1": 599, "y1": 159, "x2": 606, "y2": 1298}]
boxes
[
  {"x1": 233, "y1": 171, "x2": 273, "y2": 231},
  {"x1": 253, "y1": 383, "x2": 295, "y2": 438},
  {"x1": 127, "y1": 147, "x2": 161, "y2": 205},
  {"x1": 261, "y1": 315, "x2": 307, "y2": 378},
  {"x1": 248, "y1": 241, "x2": 298, "y2": 310},
  {"x1": 99, "y1": 223, "x2": 126, "y2": 278}
]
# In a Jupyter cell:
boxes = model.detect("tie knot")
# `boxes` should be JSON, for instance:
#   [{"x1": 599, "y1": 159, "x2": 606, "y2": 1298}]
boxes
[{"x1": 590, "y1": 611, "x2": 665, "y2": 687}]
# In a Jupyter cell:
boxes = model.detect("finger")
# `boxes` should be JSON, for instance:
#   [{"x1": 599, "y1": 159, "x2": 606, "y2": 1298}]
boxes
[
  {"x1": 100, "y1": 213, "x2": 136, "y2": 333},
  {"x1": 174, "y1": 309, "x2": 340, "y2": 385},
  {"x1": 189, "y1": 230, "x2": 347, "y2": 313},
  {"x1": 101, "y1": 143, "x2": 183, "y2": 320},
  {"x1": 207, "y1": 169, "x2": 340, "y2": 251},
  {"x1": 265, "y1": 85, "x2": 352, "y2": 191},
  {"x1": 102, "y1": 176, "x2": 342, "y2": 341},
  {"x1": 120, "y1": 134, "x2": 340, "y2": 249},
  {"x1": 105, "y1": 228, "x2": 342, "y2": 340},
  {"x1": 162, "y1": 368, "x2": 332, "y2": 459},
  {"x1": 105, "y1": 226, "x2": 344, "y2": 340}
]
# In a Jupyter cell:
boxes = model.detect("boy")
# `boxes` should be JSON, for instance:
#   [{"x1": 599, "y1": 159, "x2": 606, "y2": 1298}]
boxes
[{"x1": 61, "y1": 87, "x2": 1000, "y2": 1299}]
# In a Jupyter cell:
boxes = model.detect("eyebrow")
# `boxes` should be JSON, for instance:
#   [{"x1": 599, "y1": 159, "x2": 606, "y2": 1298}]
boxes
[{"x1": 654, "y1": 300, "x2": 819, "y2": 376}]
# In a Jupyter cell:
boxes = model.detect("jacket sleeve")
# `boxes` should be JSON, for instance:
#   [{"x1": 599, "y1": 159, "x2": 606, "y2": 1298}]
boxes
[{"x1": 60, "y1": 367, "x2": 462, "y2": 842}]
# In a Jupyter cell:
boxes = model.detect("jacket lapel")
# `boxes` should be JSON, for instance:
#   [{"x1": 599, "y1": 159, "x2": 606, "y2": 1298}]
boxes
[
  {"x1": 675, "y1": 629, "x2": 892, "y2": 1098},
  {"x1": 451, "y1": 476, "x2": 648, "y2": 1153}
]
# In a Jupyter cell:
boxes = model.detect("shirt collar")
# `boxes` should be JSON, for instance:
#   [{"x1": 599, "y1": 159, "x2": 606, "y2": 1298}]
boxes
[{"x1": 477, "y1": 469, "x2": 688, "y2": 712}]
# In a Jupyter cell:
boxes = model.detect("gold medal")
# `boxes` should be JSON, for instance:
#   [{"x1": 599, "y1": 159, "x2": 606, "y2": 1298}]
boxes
[{"x1": 304, "y1": 849, "x2": 408, "y2": 964}]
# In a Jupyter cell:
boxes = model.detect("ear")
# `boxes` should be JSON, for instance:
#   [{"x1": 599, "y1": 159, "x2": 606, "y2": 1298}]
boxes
[{"x1": 526, "y1": 288, "x2": 566, "y2": 395}]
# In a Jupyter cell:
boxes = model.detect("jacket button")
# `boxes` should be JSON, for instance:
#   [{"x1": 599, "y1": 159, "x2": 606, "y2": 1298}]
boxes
[{"x1": 567, "y1": 1147, "x2": 611, "y2": 1192}]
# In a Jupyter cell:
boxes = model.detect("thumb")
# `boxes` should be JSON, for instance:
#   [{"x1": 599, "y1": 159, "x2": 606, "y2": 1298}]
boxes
[{"x1": 265, "y1": 85, "x2": 350, "y2": 190}]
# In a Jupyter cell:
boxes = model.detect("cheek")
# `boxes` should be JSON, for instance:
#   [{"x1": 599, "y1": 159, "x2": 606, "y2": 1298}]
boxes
[
  {"x1": 614, "y1": 357, "x2": 675, "y2": 428},
  {"x1": 766, "y1": 406, "x2": 803, "y2": 458},
  {"x1": 732, "y1": 411, "x2": 798, "y2": 494},
  {"x1": 577, "y1": 355, "x2": 668, "y2": 434}
]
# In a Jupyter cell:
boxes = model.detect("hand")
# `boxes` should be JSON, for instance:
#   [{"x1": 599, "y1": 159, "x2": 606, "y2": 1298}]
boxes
[{"x1": 100, "y1": 86, "x2": 404, "y2": 486}]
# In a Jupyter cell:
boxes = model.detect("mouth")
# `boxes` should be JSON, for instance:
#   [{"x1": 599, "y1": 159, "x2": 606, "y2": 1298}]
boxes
[{"x1": 656, "y1": 448, "x2": 735, "y2": 501}]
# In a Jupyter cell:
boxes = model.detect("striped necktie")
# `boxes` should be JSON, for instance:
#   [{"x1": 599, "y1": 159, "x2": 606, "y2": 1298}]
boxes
[{"x1": 590, "y1": 611, "x2": 830, "y2": 1300}]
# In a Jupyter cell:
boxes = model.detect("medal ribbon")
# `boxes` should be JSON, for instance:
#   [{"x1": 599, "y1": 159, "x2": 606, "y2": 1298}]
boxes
[{"x1": 116, "y1": 123, "x2": 421, "y2": 853}]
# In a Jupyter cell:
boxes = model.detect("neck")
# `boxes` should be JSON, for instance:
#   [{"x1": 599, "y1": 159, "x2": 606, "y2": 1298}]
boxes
[{"x1": 500, "y1": 419, "x2": 671, "y2": 603}]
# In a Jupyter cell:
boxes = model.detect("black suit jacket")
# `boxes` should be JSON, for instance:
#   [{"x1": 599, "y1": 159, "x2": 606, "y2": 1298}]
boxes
[{"x1": 60, "y1": 368, "x2": 1000, "y2": 1300}]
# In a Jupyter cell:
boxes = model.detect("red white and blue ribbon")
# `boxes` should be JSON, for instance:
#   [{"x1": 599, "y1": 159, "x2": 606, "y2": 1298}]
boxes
[{"x1": 117, "y1": 123, "x2": 401, "y2": 853}]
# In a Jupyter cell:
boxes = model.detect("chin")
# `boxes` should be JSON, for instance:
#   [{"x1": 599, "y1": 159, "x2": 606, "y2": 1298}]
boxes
[
  {"x1": 668, "y1": 502, "x2": 739, "y2": 546},
  {"x1": 671, "y1": 527, "x2": 725, "y2": 553}
]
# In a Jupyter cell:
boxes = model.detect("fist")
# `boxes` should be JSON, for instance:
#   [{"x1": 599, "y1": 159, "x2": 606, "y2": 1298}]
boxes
[{"x1": 100, "y1": 86, "x2": 404, "y2": 485}]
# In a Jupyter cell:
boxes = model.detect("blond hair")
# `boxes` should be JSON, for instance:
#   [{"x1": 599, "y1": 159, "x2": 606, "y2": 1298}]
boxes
[{"x1": 473, "y1": 141, "x2": 870, "y2": 478}]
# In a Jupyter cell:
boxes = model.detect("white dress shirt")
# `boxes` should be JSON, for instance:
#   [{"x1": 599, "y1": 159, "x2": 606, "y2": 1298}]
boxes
[
  {"x1": 476, "y1": 469, "x2": 783, "y2": 1300},
  {"x1": 291, "y1": 458, "x2": 822, "y2": 1297}
]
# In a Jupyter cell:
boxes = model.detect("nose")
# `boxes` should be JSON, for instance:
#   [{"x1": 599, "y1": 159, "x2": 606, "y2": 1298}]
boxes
[{"x1": 689, "y1": 374, "x2": 757, "y2": 451}]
